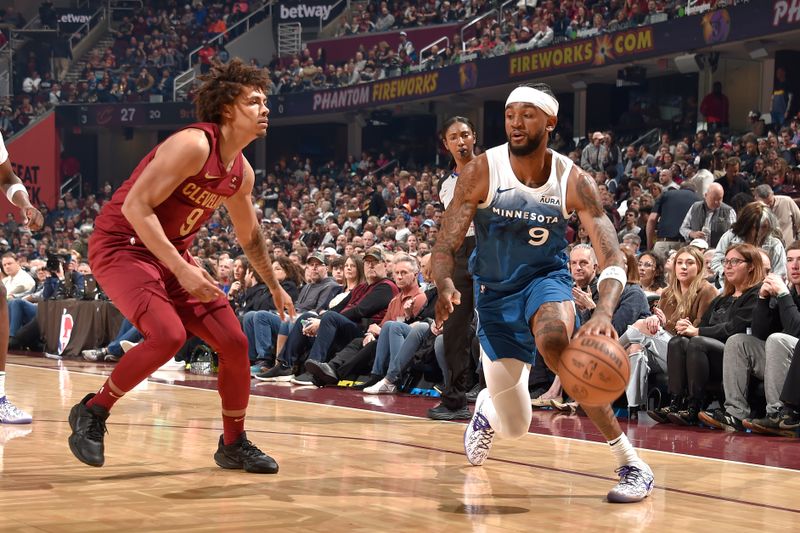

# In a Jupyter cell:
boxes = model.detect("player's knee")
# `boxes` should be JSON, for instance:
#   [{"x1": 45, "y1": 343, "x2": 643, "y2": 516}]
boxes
[
  {"x1": 224, "y1": 329, "x2": 248, "y2": 356},
  {"x1": 497, "y1": 411, "x2": 532, "y2": 439},
  {"x1": 535, "y1": 324, "x2": 569, "y2": 360},
  {"x1": 154, "y1": 326, "x2": 186, "y2": 355}
]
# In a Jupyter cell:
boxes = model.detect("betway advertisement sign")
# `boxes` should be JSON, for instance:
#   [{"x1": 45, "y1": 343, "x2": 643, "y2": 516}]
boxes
[
  {"x1": 276, "y1": 1, "x2": 345, "y2": 26},
  {"x1": 55, "y1": 8, "x2": 94, "y2": 34}
]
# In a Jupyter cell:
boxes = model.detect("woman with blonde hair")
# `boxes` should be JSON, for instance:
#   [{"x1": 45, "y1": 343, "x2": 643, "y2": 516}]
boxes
[
  {"x1": 653, "y1": 243, "x2": 764, "y2": 425},
  {"x1": 620, "y1": 246, "x2": 718, "y2": 414}
]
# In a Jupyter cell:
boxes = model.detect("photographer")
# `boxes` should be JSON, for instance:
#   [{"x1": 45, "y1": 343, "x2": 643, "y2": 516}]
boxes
[
  {"x1": 7, "y1": 253, "x2": 84, "y2": 351},
  {"x1": 43, "y1": 251, "x2": 84, "y2": 300}
]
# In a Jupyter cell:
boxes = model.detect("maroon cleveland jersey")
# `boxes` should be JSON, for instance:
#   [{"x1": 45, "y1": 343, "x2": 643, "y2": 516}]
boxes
[{"x1": 94, "y1": 123, "x2": 244, "y2": 253}]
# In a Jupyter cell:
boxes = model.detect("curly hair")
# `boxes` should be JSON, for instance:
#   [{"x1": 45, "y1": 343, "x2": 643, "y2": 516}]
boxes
[{"x1": 195, "y1": 58, "x2": 269, "y2": 124}]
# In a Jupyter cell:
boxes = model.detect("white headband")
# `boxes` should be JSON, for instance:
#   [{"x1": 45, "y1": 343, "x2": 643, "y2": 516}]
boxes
[{"x1": 505, "y1": 86, "x2": 559, "y2": 117}]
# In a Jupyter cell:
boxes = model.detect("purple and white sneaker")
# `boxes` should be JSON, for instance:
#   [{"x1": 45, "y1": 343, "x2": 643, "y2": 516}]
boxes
[
  {"x1": 464, "y1": 388, "x2": 495, "y2": 466},
  {"x1": 0, "y1": 396, "x2": 32, "y2": 424},
  {"x1": 607, "y1": 464, "x2": 654, "y2": 503}
]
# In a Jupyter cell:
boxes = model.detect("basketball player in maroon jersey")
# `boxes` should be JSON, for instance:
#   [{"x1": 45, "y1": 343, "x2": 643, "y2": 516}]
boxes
[{"x1": 68, "y1": 60, "x2": 294, "y2": 473}]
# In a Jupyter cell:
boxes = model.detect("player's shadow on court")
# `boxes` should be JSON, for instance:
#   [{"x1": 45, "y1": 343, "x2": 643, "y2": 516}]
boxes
[{"x1": 161, "y1": 471, "x2": 600, "y2": 513}]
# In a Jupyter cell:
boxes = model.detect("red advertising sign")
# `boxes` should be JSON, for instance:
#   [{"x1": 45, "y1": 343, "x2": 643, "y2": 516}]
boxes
[{"x1": 2, "y1": 112, "x2": 60, "y2": 220}]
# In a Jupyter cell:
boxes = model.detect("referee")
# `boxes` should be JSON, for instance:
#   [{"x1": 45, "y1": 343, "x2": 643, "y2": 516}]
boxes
[{"x1": 428, "y1": 116, "x2": 478, "y2": 420}]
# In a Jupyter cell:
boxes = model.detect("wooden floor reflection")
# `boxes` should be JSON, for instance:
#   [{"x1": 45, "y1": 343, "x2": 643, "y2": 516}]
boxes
[{"x1": 1, "y1": 361, "x2": 798, "y2": 532}]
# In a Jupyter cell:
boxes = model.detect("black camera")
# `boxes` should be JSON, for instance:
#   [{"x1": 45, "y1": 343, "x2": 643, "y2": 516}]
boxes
[{"x1": 46, "y1": 252, "x2": 72, "y2": 273}]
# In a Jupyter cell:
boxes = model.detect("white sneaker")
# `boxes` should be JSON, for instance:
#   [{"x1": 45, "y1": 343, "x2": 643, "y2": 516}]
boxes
[
  {"x1": 120, "y1": 340, "x2": 139, "y2": 353},
  {"x1": 159, "y1": 358, "x2": 186, "y2": 371},
  {"x1": 607, "y1": 464, "x2": 655, "y2": 503},
  {"x1": 82, "y1": 348, "x2": 107, "y2": 361},
  {"x1": 0, "y1": 396, "x2": 32, "y2": 424},
  {"x1": 464, "y1": 388, "x2": 494, "y2": 466},
  {"x1": 363, "y1": 378, "x2": 397, "y2": 395}
]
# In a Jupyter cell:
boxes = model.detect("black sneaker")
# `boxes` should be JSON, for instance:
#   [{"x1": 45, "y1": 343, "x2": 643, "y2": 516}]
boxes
[
  {"x1": 746, "y1": 406, "x2": 800, "y2": 437},
  {"x1": 255, "y1": 363, "x2": 294, "y2": 382},
  {"x1": 304, "y1": 360, "x2": 339, "y2": 386},
  {"x1": 466, "y1": 383, "x2": 482, "y2": 404},
  {"x1": 353, "y1": 374, "x2": 382, "y2": 390},
  {"x1": 699, "y1": 408, "x2": 744, "y2": 431},
  {"x1": 667, "y1": 405, "x2": 699, "y2": 426},
  {"x1": 646, "y1": 396, "x2": 683, "y2": 424},
  {"x1": 213, "y1": 432, "x2": 278, "y2": 474},
  {"x1": 427, "y1": 402, "x2": 472, "y2": 420},
  {"x1": 68, "y1": 393, "x2": 109, "y2": 467}
]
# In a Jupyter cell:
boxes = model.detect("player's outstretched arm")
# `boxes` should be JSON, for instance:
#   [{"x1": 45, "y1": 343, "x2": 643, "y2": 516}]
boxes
[
  {"x1": 431, "y1": 155, "x2": 488, "y2": 327},
  {"x1": 566, "y1": 168, "x2": 626, "y2": 338},
  {"x1": 122, "y1": 128, "x2": 223, "y2": 302},
  {"x1": 0, "y1": 159, "x2": 43, "y2": 230},
  {"x1": 225, "y1": 158, "x2": 295, "y2": 320}
]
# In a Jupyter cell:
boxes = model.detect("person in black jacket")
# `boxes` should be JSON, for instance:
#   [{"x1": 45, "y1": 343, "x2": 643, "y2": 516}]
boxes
[
  {"x1": 702, "y1": 241, "x2": 800, "y2": 433},
  {"x1": 664, "y1": 243, "x2": 764, "y2": 426}
]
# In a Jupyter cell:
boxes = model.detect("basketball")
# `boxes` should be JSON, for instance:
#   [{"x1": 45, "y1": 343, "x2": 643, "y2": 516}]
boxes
[{"x1": 558, "y1": 335, "x2": 630, "y2": 406}]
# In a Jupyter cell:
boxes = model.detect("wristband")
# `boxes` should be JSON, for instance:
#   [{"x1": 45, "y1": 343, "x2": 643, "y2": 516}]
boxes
[
  {"x1": 598, "y1": 265, "x2": 627, "y2": 288},
  {"x1": 6, "y1": 183, "x2": 27, "y2": 204}
]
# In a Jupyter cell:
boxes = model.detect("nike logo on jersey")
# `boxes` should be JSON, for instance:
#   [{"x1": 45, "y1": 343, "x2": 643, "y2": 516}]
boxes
[
  {"x1": 496, "y1": 187, "x2": 515, "y2": 194},
  {"x1": 204, "y1": 172, "x2": 224, "y2": 180}
]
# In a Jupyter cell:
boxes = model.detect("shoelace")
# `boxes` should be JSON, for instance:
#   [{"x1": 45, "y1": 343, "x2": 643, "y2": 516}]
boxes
[
  {"x1": 86, "y1": 414, "x2": 108, "y2": 441},
  {"x1": 472, "y1": 414, "x2": 494, "y2": 451},
  {"x1": 615, "y1": 466, "x2": 644, "y2": 487},
  {"x1": 239, "y1": 439, "x2": 266, "y2": 458}
]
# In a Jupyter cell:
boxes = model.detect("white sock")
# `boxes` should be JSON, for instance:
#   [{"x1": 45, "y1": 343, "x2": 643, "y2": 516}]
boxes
[
  {"x1": 608, "y1": 433, "x2": 650, "y2": 472},
  {"x1": 0, "y1": 371, "x2": 5, "y2": 398}
]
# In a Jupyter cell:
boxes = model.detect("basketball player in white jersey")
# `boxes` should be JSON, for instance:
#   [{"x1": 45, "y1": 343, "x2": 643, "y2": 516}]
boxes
[
  {"x1": 432, "y1": 84, "x2": 654, "y2": 503},
  {"x1": 0, "y1": 131, "x2": 44, "y2": 424}
]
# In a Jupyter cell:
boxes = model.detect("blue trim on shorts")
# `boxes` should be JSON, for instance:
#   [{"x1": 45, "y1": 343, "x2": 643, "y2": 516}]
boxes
[{"x1": 475, "y1": 268, "x2": 575, "y2": 365}]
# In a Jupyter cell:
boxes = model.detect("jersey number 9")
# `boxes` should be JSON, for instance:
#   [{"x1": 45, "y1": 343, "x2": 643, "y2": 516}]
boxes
[
  {"x1": 528, "y1": 227, "x2": 550, "y2": 246},
  {"x1": 180, "y1": 208, "x2": 204, "y2": 236}
]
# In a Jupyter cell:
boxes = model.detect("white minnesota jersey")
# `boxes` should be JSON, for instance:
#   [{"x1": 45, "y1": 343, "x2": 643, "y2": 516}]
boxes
[{"x1": 470, "y1": 145, "x2": 573, "y2": 291}]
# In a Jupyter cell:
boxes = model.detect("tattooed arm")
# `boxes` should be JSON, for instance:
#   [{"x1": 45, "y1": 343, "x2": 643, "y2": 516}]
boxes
[
  {"x1": 226, "y1": 158, "x2": 295, "y2": 319},
  {"x1": 566, "y1": 167, "x2": 626, "y2": 338},
  {"x1": 431, "y1": 154, "x2": 489, "y2": 327}
]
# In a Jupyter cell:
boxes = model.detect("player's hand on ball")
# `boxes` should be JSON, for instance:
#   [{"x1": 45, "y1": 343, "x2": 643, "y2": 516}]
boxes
[
  {"x1": 434, "y1": 278, "x2": 460, "y2": 328},
  {"x1": 271, "y1": 285, "x2": 296, "y2": 321},
  {"x1": 577, "y1": 314, "x2": 617, "y2": 339},
  {"x1": 179, "y1": 263, "x2": 225, "y2": 302},
  {"x1": 22, "y1": 206, "x2": 44, "y2": 231}
]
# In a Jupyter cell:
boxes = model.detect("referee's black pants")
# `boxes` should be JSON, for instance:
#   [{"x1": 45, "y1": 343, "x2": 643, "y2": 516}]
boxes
[{"x1": 441, "y1": 236, "x2": 476, "y2": 410}]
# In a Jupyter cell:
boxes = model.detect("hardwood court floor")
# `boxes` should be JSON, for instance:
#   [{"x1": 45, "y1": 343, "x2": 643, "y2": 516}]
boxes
[{"x1": 1, "y1": 356, "x2": 799, "y2": 532}]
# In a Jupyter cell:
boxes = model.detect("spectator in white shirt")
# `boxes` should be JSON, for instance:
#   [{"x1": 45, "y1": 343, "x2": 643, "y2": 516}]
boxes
[
  {"x1": 1, "y1": 253, "x2": 34, "y2": 299},
  {"x1": 22, "y1": 71, "x2": 41, "y2": 94},
  {"x1": 531, "y1": 20, "x2": 554, "y2": 48}
]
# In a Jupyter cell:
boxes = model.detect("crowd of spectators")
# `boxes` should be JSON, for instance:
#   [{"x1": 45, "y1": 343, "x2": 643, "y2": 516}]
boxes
[
  {"x1": 8, "y1": 0, "x2": 744, "y2": 116},
  {"x1": 264, "y1": 0, "x2": 693, "y2": 96},
  {"x1": 10, "y1": 0, "x2": 260, "y2": 111},
  {"x1": 3, "y1": 106, "x2": 800, "y2": 433}
]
